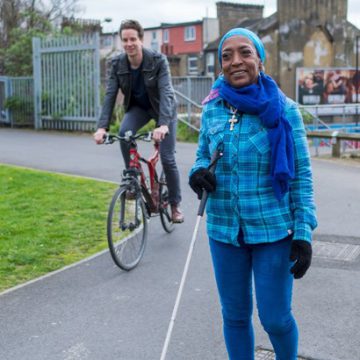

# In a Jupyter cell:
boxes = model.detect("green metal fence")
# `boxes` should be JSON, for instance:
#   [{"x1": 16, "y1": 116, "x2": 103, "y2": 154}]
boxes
[{"x1": 32, "y1": 34, "x2": 101, "y2": 131}]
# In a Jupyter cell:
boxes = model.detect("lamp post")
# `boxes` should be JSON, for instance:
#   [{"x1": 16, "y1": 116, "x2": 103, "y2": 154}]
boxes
[{"x1": 102, "y1": 18, "x2": 115, "y2": 50}]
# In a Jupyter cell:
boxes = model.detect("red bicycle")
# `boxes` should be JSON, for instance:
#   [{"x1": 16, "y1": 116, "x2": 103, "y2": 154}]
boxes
[{"x1": 104, "y1": 131, "x2": 174, "y2": 270}]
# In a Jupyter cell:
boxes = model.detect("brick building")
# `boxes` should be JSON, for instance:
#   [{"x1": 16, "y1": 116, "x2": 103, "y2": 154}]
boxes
[{"x1": 143, "y1": 19, "x2": 219, "y2": 76}]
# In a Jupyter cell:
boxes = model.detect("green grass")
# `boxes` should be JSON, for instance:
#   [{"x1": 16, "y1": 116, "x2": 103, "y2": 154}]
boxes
[
  {"x1": 176, "y1": 121, "x2": 199, "y2": 143},
  {"x1": 0, "y1": 164, "x2": 118, "y2": 292}
]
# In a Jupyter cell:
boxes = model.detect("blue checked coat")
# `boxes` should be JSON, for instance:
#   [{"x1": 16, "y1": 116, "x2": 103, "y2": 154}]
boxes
[{"x1": 190, "y1": 97, "x2": 317, "y2": 246}]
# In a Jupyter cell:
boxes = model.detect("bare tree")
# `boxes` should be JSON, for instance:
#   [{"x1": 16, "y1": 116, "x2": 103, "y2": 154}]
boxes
[
  {"x1": 0, "y1": 0, "x2": 23, "y2": 47},
  {"x1": 0, "y1": 0, "x2": 80, "y2": 43},
  {"x1": 0, "y1": 0, "x2": 81, "y2": 75}
]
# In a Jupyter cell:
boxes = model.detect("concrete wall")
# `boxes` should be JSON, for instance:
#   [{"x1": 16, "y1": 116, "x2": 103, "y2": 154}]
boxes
[
  {"x1": 261, "y1": 32, "x2": 279, "y2": 83},
  {"x1": 277, "y1": 0, "x2": 347, "y2": 24},
  {"x1": 216, "y1": 2, "x2": 263, "y2": 36},
  {"x1": 203, "y1": 17, "x2": 219, "y2": 48},
  {"x1": 303, "y1": 29, "x2": 334, "y2": 67},
  {"x1": 273, "y1": 0, "x2": 358, "y2": 97}
]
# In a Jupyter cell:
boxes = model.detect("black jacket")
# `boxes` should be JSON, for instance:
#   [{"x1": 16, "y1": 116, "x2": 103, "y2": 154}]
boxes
[{"x1": 98, "y1": 48, "x2": 177, "y2": 129}]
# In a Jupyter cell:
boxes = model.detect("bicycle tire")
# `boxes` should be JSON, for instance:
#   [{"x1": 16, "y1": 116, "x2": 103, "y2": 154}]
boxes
[
  {"x1": 159, "y1": 171, "x2": 175, "y2": 233},
  {"x1": 107, "y1": 185, "x2": 148, "y2": 270}
]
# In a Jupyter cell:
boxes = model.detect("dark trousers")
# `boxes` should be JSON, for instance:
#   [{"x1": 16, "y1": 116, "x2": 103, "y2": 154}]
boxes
[{"x1": 119, "y1": 106, "x2": 182, "y2": 205}]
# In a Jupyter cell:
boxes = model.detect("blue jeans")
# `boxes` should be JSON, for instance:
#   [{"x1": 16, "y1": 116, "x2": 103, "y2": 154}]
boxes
[{"x1": 209, "y1": 235, "x2": 298, "y2": 360}]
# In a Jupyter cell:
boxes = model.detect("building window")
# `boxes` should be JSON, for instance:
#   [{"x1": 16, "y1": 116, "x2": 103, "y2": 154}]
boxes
[
  {"x1": 163, "y1": 29, "x2": 169, "y2": 43},
  {"x1": 206, "y1": 53, "x2": 215, "y2": 76},
  {"x1": 151, "y1": 31, "x2": 158, "y2": 51},
  {"x1": 184, "y1": 26, "x2": 196, "y2": 41},
  {"x1": 188, "y1": 56, "x2": 198, "y2": 75}
]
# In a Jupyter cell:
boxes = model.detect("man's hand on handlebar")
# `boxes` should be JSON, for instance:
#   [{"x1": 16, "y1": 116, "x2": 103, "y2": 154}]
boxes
[
  {"x1": 93, "y1": 128, "x2": 107, "y2": 144},
  {"x1": 94, "y1": 128, "x2": 107, "y2": 144},
  {"x1": 152, "y1": 125, "x2": 169, "y2": 142}
]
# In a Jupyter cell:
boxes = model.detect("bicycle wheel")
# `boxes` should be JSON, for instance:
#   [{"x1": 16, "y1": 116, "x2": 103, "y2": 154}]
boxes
[
  {"x1": 107, "y1": 185, "x2": 148, "y2": 270},
  {"x1": 159, "y1": 171, "x2": 175, "y2": 233}
]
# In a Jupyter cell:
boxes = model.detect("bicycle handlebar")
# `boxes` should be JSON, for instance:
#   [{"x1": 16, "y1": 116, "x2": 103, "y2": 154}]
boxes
[{"x1": 103, "y1": 131, "x2": 153, "y2": 144}]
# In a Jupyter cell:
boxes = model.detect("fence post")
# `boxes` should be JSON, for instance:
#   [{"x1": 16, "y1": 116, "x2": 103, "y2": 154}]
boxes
[
  {"x1": 314, "y1": 106, "x2": 319, "y2": 156},
  {"x1": 332, "y1": 139, "x2": 341, "y2": 157},
  {"x1": 8, "y1": 77, "x2": 14, "y2": 127},
  {"x1": 187, "y1": 77, "x2": 191, "y2": 126},
  {"x1": 32, "y1": 37, "x2": 42, "y2": 129},
  {"x1": 341, "y1": 105, "x2": 347, "y2": 153},
  {"x1": 94, "y1": 33, "x2": 101, "y2": 123},
  {"x1": 4, "y1": 77, "x2": 11, "y2": 125}
]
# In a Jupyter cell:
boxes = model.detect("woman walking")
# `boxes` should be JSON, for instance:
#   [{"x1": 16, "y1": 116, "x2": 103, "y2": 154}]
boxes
[{"x1": 189, "y1": 28, "x2": 317, "y2": 360}]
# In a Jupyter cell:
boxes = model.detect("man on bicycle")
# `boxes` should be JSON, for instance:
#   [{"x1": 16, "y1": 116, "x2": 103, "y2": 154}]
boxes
[{"x1": 94, "y1": 19, "x2": 184, "y2": 223}]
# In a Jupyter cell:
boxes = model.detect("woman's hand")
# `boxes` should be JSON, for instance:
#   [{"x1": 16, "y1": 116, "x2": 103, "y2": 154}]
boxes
[
  {"x1": 153, "y1": 125, "x2": 169, "y2": 142},
  {"x1": 290, "y1": 240, "x2": 312, "y2": 279},
  {"x1": 189, "y1": 168, "x2": 216, "y2": 200}
]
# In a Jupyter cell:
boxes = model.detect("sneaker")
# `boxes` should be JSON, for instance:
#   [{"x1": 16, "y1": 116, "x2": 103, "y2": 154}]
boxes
[{"x1": 171, "y1": 205, "x2": 184, "y2": 223}]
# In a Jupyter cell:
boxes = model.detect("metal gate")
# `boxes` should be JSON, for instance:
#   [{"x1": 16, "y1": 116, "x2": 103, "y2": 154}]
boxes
[
  {"x1": 0, "y1": 77, "x2": 9, "y2": 124},
  {"x1": 172, "y1": 76, "x2": 213, "y2": 106},
  {"x1": 0, "y1": 76, "x2": 34, "y2": 127},
  {"x1": 32, "y1": 34, "x2": 100, "y2": 131},
  {"x1": 172, "y1": 76, "x2": 213, "y2": 131}
]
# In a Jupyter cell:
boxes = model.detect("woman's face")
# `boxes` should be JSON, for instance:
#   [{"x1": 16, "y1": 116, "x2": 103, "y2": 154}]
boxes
[{"x1": 221, "y1": 35, "x2": 262, "y2": 88}]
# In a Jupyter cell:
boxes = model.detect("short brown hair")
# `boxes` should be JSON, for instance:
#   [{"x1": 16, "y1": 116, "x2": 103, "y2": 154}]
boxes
[{"x1": 119, "y1": 20, "x2": 144, "y2": 40}]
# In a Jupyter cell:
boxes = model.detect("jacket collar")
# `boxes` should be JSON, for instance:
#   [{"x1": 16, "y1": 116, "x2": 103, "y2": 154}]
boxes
[
  {"x1": 117, "y1": 48, "x2": 155, "y2": 74},
  {"x1": 141, "y1": 48, "x2": 156, "y2": 71}
]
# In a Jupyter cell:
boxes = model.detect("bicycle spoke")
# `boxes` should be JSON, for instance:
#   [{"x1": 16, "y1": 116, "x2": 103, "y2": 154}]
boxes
[{"x1": 107, "y1": 187, "x2": 148, "y2": 270}]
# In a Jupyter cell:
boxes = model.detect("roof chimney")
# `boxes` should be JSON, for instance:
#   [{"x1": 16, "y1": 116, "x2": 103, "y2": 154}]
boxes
[{"x1": 216, "y1": 1, "x2": 264, "y2": 35}]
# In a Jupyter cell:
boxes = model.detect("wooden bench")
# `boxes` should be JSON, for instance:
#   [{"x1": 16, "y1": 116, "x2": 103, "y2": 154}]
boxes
[{"x1": 307, "y1": 130, "x2": 360, "y2": 157}]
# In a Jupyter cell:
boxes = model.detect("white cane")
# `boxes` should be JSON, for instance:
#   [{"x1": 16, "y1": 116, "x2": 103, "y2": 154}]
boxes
[{"x1": 160, "y1": 147, "x2": 223, "y2": 360}]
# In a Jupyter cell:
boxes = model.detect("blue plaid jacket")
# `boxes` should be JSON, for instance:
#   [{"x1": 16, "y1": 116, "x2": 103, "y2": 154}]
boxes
[{"x1": 190, "y1": 97, "x2": 317, "y2": 246}]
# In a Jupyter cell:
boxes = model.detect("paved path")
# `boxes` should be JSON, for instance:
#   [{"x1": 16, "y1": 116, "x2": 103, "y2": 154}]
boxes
[{"x1": 0, "y1": 128, "x2": 359, "y2": 360}]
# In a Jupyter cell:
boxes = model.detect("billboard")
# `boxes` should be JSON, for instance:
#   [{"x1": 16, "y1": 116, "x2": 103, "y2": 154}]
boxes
[{"x1": 296, "y1": 68, "x2": 360, "y2": 116}]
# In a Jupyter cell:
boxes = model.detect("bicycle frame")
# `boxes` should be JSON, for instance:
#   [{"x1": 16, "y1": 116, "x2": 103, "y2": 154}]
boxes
[
  {"x1": 104, "y1": 131, "x2": 174, "y2": 271},
  {"x1": 124, "y1": 136, "x2": 161, "y2": 214}
]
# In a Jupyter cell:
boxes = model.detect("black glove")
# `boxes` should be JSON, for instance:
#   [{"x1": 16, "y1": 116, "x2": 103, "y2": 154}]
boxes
[
  {"x1": 189, "y1": 168, "x2": 216, "y2": 200},
  {"x1": 290, "y1": 240, "x2": 312, "y2": 279}
]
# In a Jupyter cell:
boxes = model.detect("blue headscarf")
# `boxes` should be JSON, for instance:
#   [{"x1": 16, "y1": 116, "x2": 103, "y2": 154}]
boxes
[
  {"x1": 206, "y1": 28, "x2": 294, "y2": 201},
  {"x1": 218, "y1": 27, "x2": 266, "y2": 65}
]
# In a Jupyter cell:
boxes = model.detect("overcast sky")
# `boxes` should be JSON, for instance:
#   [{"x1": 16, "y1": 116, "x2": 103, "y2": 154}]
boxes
[{"x1": 77, "y1": 0, "x2": 360, "y2": 32}]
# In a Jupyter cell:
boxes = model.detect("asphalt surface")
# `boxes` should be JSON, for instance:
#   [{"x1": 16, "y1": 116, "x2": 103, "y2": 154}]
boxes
[{"x1": 0, "y1": 128, "x2": 359, "y2": 360}]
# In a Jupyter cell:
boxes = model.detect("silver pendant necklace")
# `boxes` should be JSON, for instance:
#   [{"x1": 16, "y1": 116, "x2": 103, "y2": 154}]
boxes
[{"x1": 229, "y1": 106, "x2": 238, "y2": 131}]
